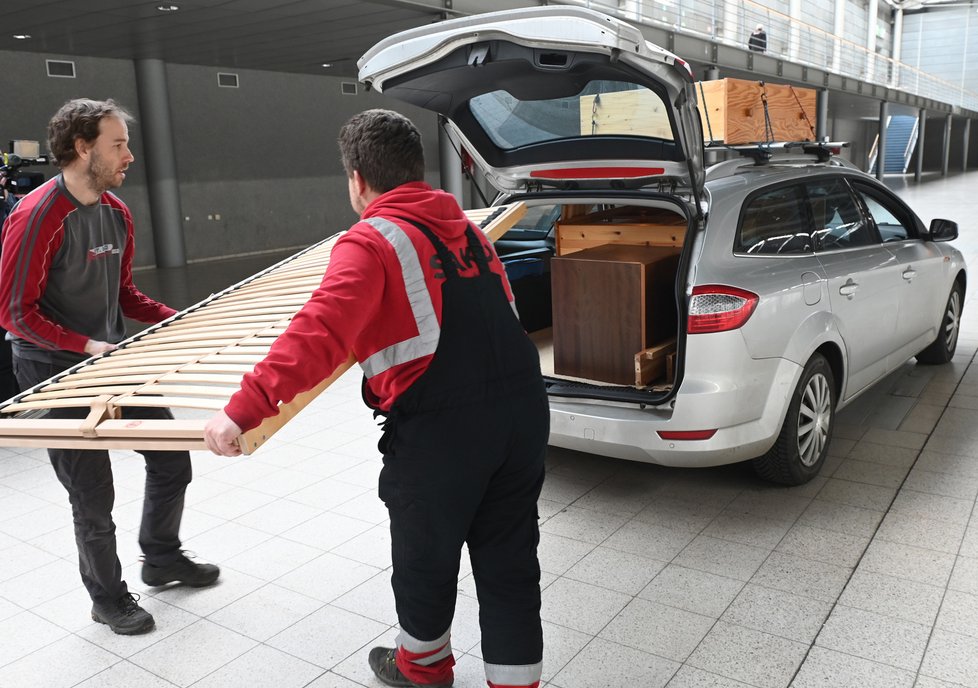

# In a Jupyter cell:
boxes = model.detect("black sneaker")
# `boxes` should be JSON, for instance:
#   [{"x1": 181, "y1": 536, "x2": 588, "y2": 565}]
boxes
[
  {"x1": 91, "y1": 592, "x2": 155, "y2": 635},
  {"x1": 368, "y1": 647, "x2": 454, "y2": 687},
  {"x1": 141, "y1": 551, "x2": 220, "y2": 588}
]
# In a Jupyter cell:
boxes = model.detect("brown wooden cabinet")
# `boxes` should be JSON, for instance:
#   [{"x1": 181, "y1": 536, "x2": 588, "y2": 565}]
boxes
[{"x1": 551, "y1": 244, "x2": 679, "y2": 385}]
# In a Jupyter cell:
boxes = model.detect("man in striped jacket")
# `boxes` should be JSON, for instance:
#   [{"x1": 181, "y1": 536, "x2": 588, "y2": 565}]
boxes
[
  {"x1": 205, "y1": 109, "x2": 548, "y2": 688},
  {"x1": 0, "y1": 98, "x2": 219, "y2": 635}
]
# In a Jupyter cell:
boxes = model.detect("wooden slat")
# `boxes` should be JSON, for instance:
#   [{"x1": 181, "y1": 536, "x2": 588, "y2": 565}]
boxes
[{"x1": 0, "y1": 202, "x2": 526, "y2": 452}]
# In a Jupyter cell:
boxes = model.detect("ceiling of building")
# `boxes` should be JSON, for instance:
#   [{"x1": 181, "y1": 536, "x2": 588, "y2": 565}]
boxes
[{"x1": 0, "y1": 0, "x2": 482, "y2": 78}]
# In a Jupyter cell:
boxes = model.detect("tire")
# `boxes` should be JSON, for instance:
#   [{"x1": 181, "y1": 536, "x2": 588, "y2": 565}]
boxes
[
  {"x1": 915, "y1": 282, "x2": 963, "y2": 365},
  {"x1": 753, "y1": 353, "x2": 835, "y2": 485}
]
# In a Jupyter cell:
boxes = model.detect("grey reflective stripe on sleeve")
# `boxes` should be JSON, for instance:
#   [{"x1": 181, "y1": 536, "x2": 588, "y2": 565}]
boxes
[
  {"x1": 484, "y1": 661, "x2": 543, "y2": 686},
  {"x1": 395, "y1": 627, "x2": 453, "y2": 665},
  {"x1": 360, "y1": 217, "x2": 440, "y2": 379}
]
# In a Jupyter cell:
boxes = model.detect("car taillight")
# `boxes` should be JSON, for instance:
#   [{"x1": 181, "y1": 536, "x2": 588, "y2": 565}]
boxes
[{"x1": 687, "y1": 285, "x2": 759, "y2": 334}]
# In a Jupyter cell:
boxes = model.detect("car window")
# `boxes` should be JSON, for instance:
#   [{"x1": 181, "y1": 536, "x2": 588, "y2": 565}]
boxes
[
  {"x1": 850, "y1": 183, "x2": 915, "y2": 242},
  {"x1": 806, "y1": 179, "x2": 875, "y2": 251},
  {"x1": 736, "y1": 185, "x2": 813, "y2": 255},
  {"x1": 470, "y1": 80, "x2": 674, "y2": 150}
]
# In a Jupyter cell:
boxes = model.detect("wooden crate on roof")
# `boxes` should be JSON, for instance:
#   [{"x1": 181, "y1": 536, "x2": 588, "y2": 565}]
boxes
[{"x1": 696, "y1": 78, "x2": 817, "y2": 144}]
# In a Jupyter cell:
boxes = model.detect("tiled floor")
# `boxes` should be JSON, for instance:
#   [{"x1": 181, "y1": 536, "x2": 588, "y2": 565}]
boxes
[{"x1": 2, "y1": 171, "x2": 978, "y2": 687}]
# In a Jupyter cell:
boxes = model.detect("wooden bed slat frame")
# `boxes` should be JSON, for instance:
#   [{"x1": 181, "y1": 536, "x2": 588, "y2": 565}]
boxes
[{"x1": 0, "y1": 202, "x2": 526, "y2": 453}]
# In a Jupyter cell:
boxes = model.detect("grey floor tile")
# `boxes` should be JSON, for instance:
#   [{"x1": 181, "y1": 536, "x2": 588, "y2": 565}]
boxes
[
  {"x1": 831, "y1": 459, "x2": 910, "y2": 489},
  {"x1": 892, "y1": 488, "x2": 976, "y2": 526},
  {"x1": 332, "y1": 571, "x2": 398, "y2": 625},
  {"x1": 275, "y1": 552, "x2": 381, "y2": 603},
  {"x1": 686, "y1": 620, "x2": 809, "y2": 688},
  {"x1": 672, "y1": 536, "x2": 770, "y2": 582},
  {"x1": 750, "y1": 552, "x2": 853, "y2": 603},
  {"x1": 816, "y1": 478, "x2": 897, "y2": 512},
  {"x1": 208, "y1": 583, "x2": 323, "y2": 641},
  {"x1": 919, "y1": 629, "x2": 978, "y2": 688},
  {"x1": 571, "y1": 477, "x2": 657, "y2": 517},
  {"x1": 837, "y1": 569, "x2": 945, "y2": 626},
  {"x1": 266, "y1": 604, "x2": 388, "y2": 669},
  {"x1": 0, "y1": 610, "x2": 68, "y2": 666},
  {"x1": 948, "y1": 555, "x2": 978, "y2": 596},
  {"x1": 631, "y1": 495, "x2": 726, "y2": 533},
  {"x1": 599, "y1": 598, "x2": 715, "y2": 661},
  {"x1": 875, "y1": 510, "x2": 966, "y2": 555},
  {"x1": 0, "y1": 634, "x2": 118, "y2": 688},
  {"x1": 541, "y1": 577, "x2": 631, "y2": 635},
  {"x1": 666, "y1": 665, "x2": 755, "y2": 687},
  {"x1": 280, "y1": 511, "x2": 374, "y2": 551},
  {"x1": 77, "y1": 598, "x2": 200, "y2": 660},
  {"x1": 130, "y1": 619, "x2": 257, "y2": 687},
  {"x1": 721, "y1": 584, "x2": 832, "y2": 644},
  {"x1": 551, "y1": 637, "x2": 680, "y2": 688},
  {"x1": 537, "y1": 532, "x2": 596, "y2": 575},
  {"x1": 564, "y1": 545, "x2": 667, "y2": 595},
  {"x1": 232, "y1": 498, "x2": 323, "y2": 536},
  {"x1": 846, "y1": 441, "x2": 920, "y2": 468},
  {"x1": 540, "y1": 621, "x2": 594, "y2": 683},
  {"x1": 72, "y1": 662, "x2": 179, "y2": 688},
  {"x1": 639, "y1": 564, "x2": 744, "y2": 618},
  {"x1": 722, "y1": 489, "x2": 814, "y2": 523},
  {"x1": 915, "y1": 449, "x2": 978, "y2": 479},
  {"x1": 191, "y1": 644, "x2": 323, "y2": 688},
  {"x1": 539, "y1": 505, "x2": 630, "y2": 545},
  {"x1": 860, "y1": 428, "x2": 929, "y2": 450},
  {"x1": 797, "y1": 499, "x2": 884, "y2": 538},
  {"x1": 602, "y1": 520, "x2": 696, "y2": 562},
  {"x1": 858, "y1": 539, "x2": 956, "y2": 586},
  {"x1": 789, "y1": 646, "x2": 915, "y2": 688},
  {"x1": 775, "y1": 523, "x2": 870, "y2": 569},
  {"x1": 935, "y1": 589, "x2": 978, "y2": 638},
  {"x1": 222, "y1": 536, "x2": 322, "y2": 581},
  {"x1": 914, "y1": 675, "x2": 973, "y2": 688},
  {"x1": 701, "y1": 509, "x2": 793, "y2": 550},
  {"x1": 905, "y1": 465, "x2": 978, "y2": 501},
  {"x1": 815, "y1": 604, "x2": 930, "y2": 671},
  {"x1": 960, "y1": 527, "x2": 978, "y2": 559},
  {"x1": 538, "y1": 472, "x2": 598, "y2": 505}
]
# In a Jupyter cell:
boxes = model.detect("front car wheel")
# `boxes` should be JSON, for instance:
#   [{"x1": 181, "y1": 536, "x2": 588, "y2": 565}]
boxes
[{"x1": 753, "y1": 353, "x2": 836, "y2": 485}]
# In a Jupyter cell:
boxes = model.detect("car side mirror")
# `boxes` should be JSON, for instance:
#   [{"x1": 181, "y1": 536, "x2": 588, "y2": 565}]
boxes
[{"x1": 928, "y1": 218, "x2": 958, "y2": 242}]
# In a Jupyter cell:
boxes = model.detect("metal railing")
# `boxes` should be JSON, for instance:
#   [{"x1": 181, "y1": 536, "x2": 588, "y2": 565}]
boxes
[{"x1": 558, "y1": 0, "x2": 978, "y2": 112}]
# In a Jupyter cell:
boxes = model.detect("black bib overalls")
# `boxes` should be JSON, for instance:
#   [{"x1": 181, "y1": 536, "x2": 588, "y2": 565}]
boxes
[{"x1": 372, "y1": 220, "x2": 548, "y2": 686}]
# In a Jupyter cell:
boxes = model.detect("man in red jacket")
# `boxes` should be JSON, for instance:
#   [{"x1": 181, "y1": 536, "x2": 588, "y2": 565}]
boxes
[
  {"x1": 204, "y1": 109, "x2": 548, "y2": 688},
  {"x1": 0, "y1": 98, "x2": 219, "y2": 636}
]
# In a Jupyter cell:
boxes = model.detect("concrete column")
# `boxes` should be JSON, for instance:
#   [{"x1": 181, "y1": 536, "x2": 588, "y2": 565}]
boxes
[
  {"x1": 134, "y1": 58, "x2": 186, "y2": 268},
  {"x1": 816, "y1": 89, "x2": 829, "y2": 141},
  {"x1": 866, "y1": 0, "x2": 879, "y2": 82},
  {"x1": 789, "y1": 0, "x2": 802, "y2": 62},
  {"x1": 914, "y1": 108, "x2": 926, "y2": 183},
  {"x1": 722, "y1": 2, "x2": 740, "y2": 45},
  {"x1": 962, "y1": 119, "x2": 970, "y2": 172},
  {"x1": 876, "y1": 101, "x2": 888, "y2": 181},
  {"x1": 942, "y1": 114, "x2": 952, "y2": 177},
  {"x1": 832, "y1": 0, "x2": 846, "y2": 73},
  {"x1": 891, "y1": 8, "x2": 903, "y2": 87},
  {"x1": 438, "y1": 117, "x2": 464, "y2": 205}
]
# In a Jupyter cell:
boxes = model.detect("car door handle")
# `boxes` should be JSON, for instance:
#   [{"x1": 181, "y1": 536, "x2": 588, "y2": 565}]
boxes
[
  {"x1": 839, "y1": 280, "x2": 858, "y2": 298},
  {"x1": 903, "y1": 267, "x2": 917, "y2": 281}
]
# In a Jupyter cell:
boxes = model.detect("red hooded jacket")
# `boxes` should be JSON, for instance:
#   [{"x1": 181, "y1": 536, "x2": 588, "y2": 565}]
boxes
[{"x1": 223, "y1": 182, "x2": 515, "y2": 432}]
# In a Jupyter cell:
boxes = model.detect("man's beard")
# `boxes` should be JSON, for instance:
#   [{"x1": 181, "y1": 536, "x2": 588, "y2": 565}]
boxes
[{"x1": 86, "y1": 151, "x2": 121, "y2": 195}]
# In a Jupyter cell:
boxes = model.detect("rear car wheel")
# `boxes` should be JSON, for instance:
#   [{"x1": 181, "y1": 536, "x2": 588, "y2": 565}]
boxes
[
  {"x1": 915, "y1": 282, "x2": 963, "y2": 365},
  {"x1": 753, "y1": 353, "x2": 835, "y2": 485}
]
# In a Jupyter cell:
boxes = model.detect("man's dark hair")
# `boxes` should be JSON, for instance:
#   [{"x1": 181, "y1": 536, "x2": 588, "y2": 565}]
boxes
[
  {"x1": 338, "y1": 109, "x2": 424, "y2": 193},
  {"x1": 47, "y1": 98, "x2": 134, "y2": 168}
]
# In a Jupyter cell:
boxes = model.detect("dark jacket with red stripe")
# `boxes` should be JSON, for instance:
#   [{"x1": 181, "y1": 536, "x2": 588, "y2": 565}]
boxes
[{"x1": 0, "y1": 175, "x2": 176, "y2": 367}]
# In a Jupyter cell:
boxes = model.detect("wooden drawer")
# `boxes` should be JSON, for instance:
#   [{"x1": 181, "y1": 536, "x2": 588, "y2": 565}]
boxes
[{"x1": 552, "y1": 244, "x2": 679, "y2": 385}]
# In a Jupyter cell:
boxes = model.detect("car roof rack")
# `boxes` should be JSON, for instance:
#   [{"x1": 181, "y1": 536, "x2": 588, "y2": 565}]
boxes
[{"x1": 705, "y1": 141, "x2": 855, "y2": 182}]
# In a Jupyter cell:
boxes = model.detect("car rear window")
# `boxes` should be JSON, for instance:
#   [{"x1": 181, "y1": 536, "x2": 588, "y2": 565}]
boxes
[
  {"x1": 469, "y1": 80, "x2": 675, "y2": 150},
  {"x1": 737, "y1": 185, "x2": 813, "y2": 255}
]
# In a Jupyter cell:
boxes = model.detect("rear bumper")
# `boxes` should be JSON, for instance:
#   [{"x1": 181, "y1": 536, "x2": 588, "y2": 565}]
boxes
[{"x1": 548, "y1": 346, "x2": 802, "y2": 467}]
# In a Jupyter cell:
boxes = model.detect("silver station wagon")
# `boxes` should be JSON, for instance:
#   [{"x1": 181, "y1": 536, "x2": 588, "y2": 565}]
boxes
[{"x1": 358, "y1": 6, "x2": 966, "y2": 484}]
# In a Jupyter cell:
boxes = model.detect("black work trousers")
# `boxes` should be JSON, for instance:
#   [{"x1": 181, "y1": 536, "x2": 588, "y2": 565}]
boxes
[
  {"x1": 379, "y1": 387, "x2": 547, "y2": 667},
  {"x1": 14, "y1": 355, "x2": 192, "y2": 605}
]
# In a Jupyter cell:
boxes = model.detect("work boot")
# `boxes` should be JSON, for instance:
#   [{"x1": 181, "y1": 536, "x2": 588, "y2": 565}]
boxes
[
  {"x1": 141, "y1": 551, "x2": 220, "y2": 588},
  {"x1": 91, "y1": 592, "x2": 155, "y2": 635},
  {"x1": 368, "y1": 647, "x2": 454, "y2": 687}
]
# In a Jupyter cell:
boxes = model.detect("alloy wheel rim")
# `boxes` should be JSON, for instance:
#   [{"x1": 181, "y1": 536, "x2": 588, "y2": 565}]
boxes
[
  {"x1": 944, "y1": 291, "x2": 961, "y2": 353},
  {"x1": 797, "y1": 372, "x2": 831, "y2": 468}
]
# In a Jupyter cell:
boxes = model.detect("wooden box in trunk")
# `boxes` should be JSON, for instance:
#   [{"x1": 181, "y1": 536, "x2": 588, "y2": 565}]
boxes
[{"x1": 552, "y1": 244, "x2": 679, "y2": 385}]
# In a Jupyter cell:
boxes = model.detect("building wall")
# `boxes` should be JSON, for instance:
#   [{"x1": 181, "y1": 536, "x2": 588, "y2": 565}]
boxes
[
  {"x1": 902, "y1": 6, "x2": 978, "y2": 97},
  {"x1": 0, "y1": 50, "x2": 440, "y2": 267}
]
